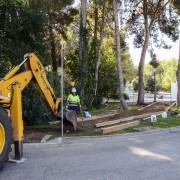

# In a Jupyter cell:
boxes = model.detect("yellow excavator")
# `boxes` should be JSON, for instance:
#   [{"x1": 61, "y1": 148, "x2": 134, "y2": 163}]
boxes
[{"x1": 0, "y1": 53, "x2": 77, "y2": 169}]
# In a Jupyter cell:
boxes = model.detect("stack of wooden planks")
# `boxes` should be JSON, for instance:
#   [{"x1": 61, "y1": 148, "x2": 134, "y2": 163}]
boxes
[{"x1": 95, "y1": 111, "x2": 164, "y2": 134}]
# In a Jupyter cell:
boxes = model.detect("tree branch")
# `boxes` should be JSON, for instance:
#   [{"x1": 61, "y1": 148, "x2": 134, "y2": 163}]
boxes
[{"x1": 149, "y1": 0, "x2": 170, "y2": 29}]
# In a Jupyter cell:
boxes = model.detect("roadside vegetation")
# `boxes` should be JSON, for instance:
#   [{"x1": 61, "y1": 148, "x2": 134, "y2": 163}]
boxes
[
  {"x1": 141, "y1": 114, "x2": 180, "y2": 129},
  {"x1": 0, "y1": 1, "x2": 180, "y2": 174},
  {"x1": 0, "y1": 1, "x2": 179, "y2": 127}
]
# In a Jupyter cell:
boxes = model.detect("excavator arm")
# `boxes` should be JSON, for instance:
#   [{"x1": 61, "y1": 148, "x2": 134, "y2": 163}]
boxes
[
  {"x1": 0, "y1": 53, "x2": 77, "y2": 163},
  {"x1": 24, "y1": 53, "x2": 60, "y2": 114},
  {"x1": 0, "y1": 53, "x2": 60, "y2": 112}
]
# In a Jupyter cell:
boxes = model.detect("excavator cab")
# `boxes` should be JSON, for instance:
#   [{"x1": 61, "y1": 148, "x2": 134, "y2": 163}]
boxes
[{"x1": 0, "y1": 53, "x2": 77, "y2": 169}]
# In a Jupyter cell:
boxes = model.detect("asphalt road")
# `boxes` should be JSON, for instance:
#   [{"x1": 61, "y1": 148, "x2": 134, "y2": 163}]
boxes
[{"x1": 1, "y1": 128, "x2": 180, "y2": 180}]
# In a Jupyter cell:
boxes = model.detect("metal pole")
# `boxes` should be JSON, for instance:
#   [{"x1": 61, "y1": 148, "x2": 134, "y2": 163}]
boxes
[
  {"x1": 61, "y1": 41, "x2": 64, "y2": 138},
  {"x1": 154, "y1": 70, "x2": 156, "y2": 102}
]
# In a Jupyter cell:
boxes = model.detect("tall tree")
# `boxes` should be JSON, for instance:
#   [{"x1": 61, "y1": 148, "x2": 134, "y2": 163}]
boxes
[
  {"x1": 79, "y1": 0, "x2": 88, "y2": 105},
  {"x1": 177, "y1": 39, "x2": 180, "y2": 106},
  {"x1": 173, "y1": 1, "x2": 180, "y2": 106},
  {"x1": 0, "y1": 0, "x2": 78, "y2": 125},
  {"x1": 41, "y1": 0, "x2": 77, "y2": 72},
  {"x1": 149, "y1": 57, "x2": 159, "y2": 102},
  {"x1": 173, "y1": 0, "x2": 180, "y2": 10},
  {"x1": 113, "y1": 0, "x2": 128, "y2": 111},
  {"x1": 125, "y1": 0, "x2": 179, "y2": 104},
  {"x1": 91, "y1": 0, "x2": 106, "y2": 105},
  {"x1": 137, "y1": 0, "x2": 149, "y2": 105},
  {"x1": 66, "y1": 18, "x2": 135, "y2": 107}
]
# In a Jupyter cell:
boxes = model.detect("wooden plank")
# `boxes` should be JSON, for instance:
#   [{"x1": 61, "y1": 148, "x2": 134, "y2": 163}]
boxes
[
  {"x1": 138, "y1": 102, "x2": 159, "y2": 111},
  {"x1": 165, "y1": 102, "x2": 176, "y2": 112},
  {"x1": 95, "y1": 116, "x2": 135, "y2": 128},
  {"x1": 102, "y1": 120, "x2": 140, "y2": 134},
  {"x1": 95, "y1": 111, "x2": 164, "y2": 128}
]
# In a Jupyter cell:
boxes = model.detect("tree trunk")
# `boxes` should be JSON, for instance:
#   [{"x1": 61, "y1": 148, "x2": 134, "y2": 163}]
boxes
[
  {"x1": 48, "y1": 10, "x2": 57, "y2": 72},
  {"x1": 113, "y1": 0, "x2": 128, "y2": 111},
  {"x1": 137, "y1": 33, "x2": 149, "y2": 105},
  {"x1": 79, "y1": 0, "x2": 88, "y2": 105},
  {"x1": 49, "y1": 25, "x2": 57, "y2": 72},
  {"x1": 137, "y1": 0, "x2": 149, "y2": 105},
  {"x1": 154, "y1": 71, "x2": 157, "y2": 102},
  {"x1": 93, "y1": 0, "x2": 98, "y2": 47},
  {"x1": 91, "y1": 0, "x2": 106, "y2": 105},
  {"x1": 177, "y1": 38, "x2": 180, "y2": 106}
]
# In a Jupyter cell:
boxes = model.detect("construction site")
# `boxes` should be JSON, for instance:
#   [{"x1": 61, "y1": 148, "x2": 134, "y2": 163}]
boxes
[
  {"x1": 0, "y1": 0, "x2": 180, "y2": 180},
  {"x1": 24, "y1": 101, "x2": 178, "y2": 142}
]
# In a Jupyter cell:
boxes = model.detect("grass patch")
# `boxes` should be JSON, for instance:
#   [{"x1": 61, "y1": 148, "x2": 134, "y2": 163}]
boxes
[
  {"x1": 140, "y1": 116, "x2": 180, "y2": 128},
  {"x1": 90, "y1": 103, "x2": 121, "y2": 115},
  {"x1": 105, "y1": 116, "x2": 180, "y2": 136}
]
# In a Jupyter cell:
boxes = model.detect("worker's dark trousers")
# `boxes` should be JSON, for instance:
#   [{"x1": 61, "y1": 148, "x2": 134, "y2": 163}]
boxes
[{"x1": 68, "y1": 105, "x2": 80, "y2": 113}]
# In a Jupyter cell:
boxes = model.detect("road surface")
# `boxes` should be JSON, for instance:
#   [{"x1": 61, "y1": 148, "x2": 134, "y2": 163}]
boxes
[{"x1": 1, "y1": 128, "x2": 180, "y2": 180}]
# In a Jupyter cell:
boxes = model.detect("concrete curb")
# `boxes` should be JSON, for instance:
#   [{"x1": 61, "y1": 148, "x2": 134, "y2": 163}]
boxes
[{"x1": 24, "y1": 126, "x2": 180, "y2": 146}]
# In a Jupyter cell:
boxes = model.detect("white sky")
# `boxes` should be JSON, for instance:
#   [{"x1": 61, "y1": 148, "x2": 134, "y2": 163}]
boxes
[{"x1": 128, "y1": 37, "x2": 179, "y2": 65}]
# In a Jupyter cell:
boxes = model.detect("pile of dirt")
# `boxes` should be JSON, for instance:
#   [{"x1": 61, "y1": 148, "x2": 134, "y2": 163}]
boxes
[
  {"x1": 139, "y1": 102, "x2": 170, "y2": 113},
  {"x1": 77, "y1": 102, "x2": 170, "y2": 130}
]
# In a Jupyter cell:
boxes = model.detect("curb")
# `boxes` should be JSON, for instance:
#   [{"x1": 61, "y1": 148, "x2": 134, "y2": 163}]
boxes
[{"x1": 25, "y1": 126, "x2": 180, "y2": 146}]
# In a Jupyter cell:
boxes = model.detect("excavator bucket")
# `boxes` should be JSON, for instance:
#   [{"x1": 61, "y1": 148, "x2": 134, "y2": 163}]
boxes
[{"x1": 57, "y1": 109, "x2": 77, "y2": 131}]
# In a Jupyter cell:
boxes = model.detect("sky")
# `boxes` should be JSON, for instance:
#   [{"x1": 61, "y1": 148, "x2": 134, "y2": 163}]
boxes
[{"x1": 128, "y1": 37, "x2": 179, "y2": 66}]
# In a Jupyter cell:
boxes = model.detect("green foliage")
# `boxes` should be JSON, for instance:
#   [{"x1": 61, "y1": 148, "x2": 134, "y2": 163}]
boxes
[
  {"x1": 125, "y1": 0, "x2": 179, "y2": 48},
  {"x1": 141, "y1": 116, "x2": 180, "y2": 128},
  {"x1": 4, "y1": 0, "x2": 178, "y2": 126},
  {"x1": 97, "y1": 37, "x2": 135, "y2": 100},
  {"x1": 98, "y1": 38, "x2": 118, "y2": 99},
  {"x1": 23, "y1": 71, "x2": 61, "y2": 126},
  {"x1": 149, "y1": 59, "x2": 159, "y2": 69},
  {"x1": 0, "y1": 0, "x2": 46, "y2": 64},
  {"x1": 158, "y1": 60, "x2": 177, "y2": 90},
  {"x1": 23, "y1": 84, "x2": 51, "y2": 126},
  {"x1": 145, "y1": 77, "x2": 155, "y2": 93},
  {"x1": 132, "y1": 80, "x2": 138, "y2": 92},
  {"x1": 144, "y1": 59, "x2": 177, "y2": 91},
  {"x1": 145, "y1": 77, "x2": 160, "y2": 93},
  {"x1": 66, "y1": 33, "x2": 136, "y2": 108},
  {"x1": 124, "y1": 93, "x2": 129, "y2": 100},
  {"x1": 65, "y1": 1, "x2": 137, "y2": 107},
  {"x1": 0, "y1": 0, "x2": 76, "y2": 125}
]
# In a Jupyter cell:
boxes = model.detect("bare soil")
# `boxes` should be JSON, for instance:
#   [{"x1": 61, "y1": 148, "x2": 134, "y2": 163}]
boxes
[
  {"x1": 24, "y1": 129, "x2": 59, "y2": 143},
  {"x1": 77, "y1": 102, "x2": 170, "y2": 130},
  {"x1": 24, "y1": 102, "x2": 171, "y2": 142}
]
